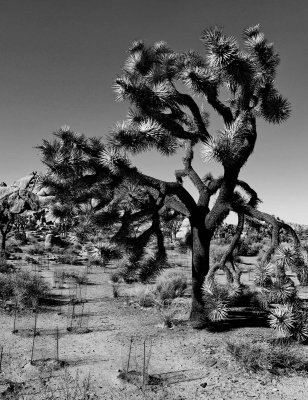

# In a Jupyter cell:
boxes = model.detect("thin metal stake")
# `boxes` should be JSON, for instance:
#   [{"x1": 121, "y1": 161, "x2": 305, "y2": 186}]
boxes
[
  {"x1": 56, "y1": 326, "x2": 59, "y2": 361},
  {"x1": 142, "y1": 338, "x2": 146, "y2": 391},
  {"x1": 0, "y1": 346, "x2": 3, "y2": 372},
  {"x1": 126, "y1": 336, "x2": 133, "y2": 373},
  {"x1": 12, "y1": 306, "x2": 17, "y2": 333},
  {"x1": 30, "y1": 311, "x2": 38, "y2": 364}
]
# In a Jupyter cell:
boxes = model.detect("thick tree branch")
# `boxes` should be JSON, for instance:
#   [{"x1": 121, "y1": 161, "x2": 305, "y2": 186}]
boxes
[
  {"x1": 206, "y1": 89, "x2": 234, "y2": 125},
  {"x1": 236, "y1": 180, "x2": 261, "y2": 208},
  {"x1": 175, "y1": 141, "x2": 206, "y2": 196},
  {"x1": 175, "y1": 91, "x2": 209, "y2": 138},
  {"x1": 123, "y1": 165, "x2": 197, "y2": 213},
  {"x1": 164, "y1": 195, "x2": 190, "y2": 217},
  {"x1": 230, "y1": 203, "x2": 301, "y2": 282},
  {"x1": 207, "y1": 213, "x2": 244, "y2": 284},
  {"x1": 151, "y1": 111, "x2": 202, "y2": 142}
]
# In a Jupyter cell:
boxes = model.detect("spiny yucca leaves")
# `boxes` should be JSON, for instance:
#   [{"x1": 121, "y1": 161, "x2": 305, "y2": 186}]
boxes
[
  {"x1": 291, "y1": 251, "x2": 308, "y2": 285},
  {"x1": 90, "y1": 206, "x2": 121, "y2": 228},
  {"x1": 202, "y1": 281, "x2": 230, "y2": 322},
  {"x1": 111, "y1": 118, "x2": 179, "y2": 156},
  {"x1": 274, "y1": 246, "x2": 297, "y2": 268},
  {"x1": 261, "y1": 281, "x2": 297, "y2": 305},
  {"x1": 200, "y1": 114, "x2": 254, "y2": 166},
  {"x1": 201, "y1": 27, "x2": 239, "y2": 69},
  {"x1": 138, "y1": 254, "x2": 166, "y2": 283},
  {"x1": 99, "y1": 146, "x2": 130, "y2": 175},
  {"x1": 268, "y1": 304, "x2": 296, "y2": 336},
  {"x1": 98, "y1": 243, "x2": 123, "y2": 262},
  {"x1": 254, "y1": 263, "x2": 273, "y2": 287},
  {"x1": 180, "y1": 66, "x2": 218, "y2": 94},
  {"x1": 268, "y1": 304, "x2": 308, "y2": 342},
  {"x1": 292, "y1": 311, "x2": 308, "y2": 342},
  {"x1": 259, "y1": 89, "x2": 291, "y2": 124},
  {"x1": 113, "y1": 180, "x2": 152, "y2": 212}
]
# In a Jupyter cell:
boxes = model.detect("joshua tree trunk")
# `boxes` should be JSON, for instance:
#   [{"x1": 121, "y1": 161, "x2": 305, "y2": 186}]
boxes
[
  {"x1": 0, "y1": 231, "x2": 7, "y2": 254},
  {"x1": 190, "y1": 222, "x2": 211, "y2": 328}
]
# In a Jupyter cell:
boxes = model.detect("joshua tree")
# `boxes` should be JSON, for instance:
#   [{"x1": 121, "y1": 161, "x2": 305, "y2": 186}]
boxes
[
  {"x1": 0, "y1": 172, "x2": 39, "y2": 253},
  {"x1": 38, "y1": 127, "x2": 169, "y2": 280},
  {"x1": 109, "y1": 25, "x2": 301, "y2": 327}
]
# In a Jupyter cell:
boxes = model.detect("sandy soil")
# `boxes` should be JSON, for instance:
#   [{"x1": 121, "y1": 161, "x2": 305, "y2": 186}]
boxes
[{"x1": 1, "y1": 251, "x2": 308, "y2": 399}]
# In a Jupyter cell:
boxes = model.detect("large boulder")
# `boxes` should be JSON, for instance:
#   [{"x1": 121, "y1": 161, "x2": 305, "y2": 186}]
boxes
[{"x1": 45, "y1": 233, "x2": 54, "y2": 250}]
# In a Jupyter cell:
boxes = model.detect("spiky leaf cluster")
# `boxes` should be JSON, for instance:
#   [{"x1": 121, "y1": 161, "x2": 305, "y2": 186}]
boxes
[
  {"x1": 269, "y1": 304, "x2": 308, "y2": 341},
  {"x1": 202, "y1": 281, "x2": 230, "y2": 322},
  {"x1": 254, "y1": 263, "x2": 273, "y2": 287},
  {"x1": 112, "y1": 26, "x2": 290, "y2": 176},
  {"x1": 268, "y1": 304, "x2": 296, "y2": 336},
  {"x1": 38, "y1": 127, "x2": 120, "y2": 223},
  {"x1": 39, "y1": 128, "x2": 173, "y2": 280},
  {"x1": 201, "y1": 114, "x2": 255, "y2": 167}
]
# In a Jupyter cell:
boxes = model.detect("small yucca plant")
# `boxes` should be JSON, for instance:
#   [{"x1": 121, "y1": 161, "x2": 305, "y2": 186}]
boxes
[{"x1": 202, "y1": 282, "x2": 230, "y2": 322}]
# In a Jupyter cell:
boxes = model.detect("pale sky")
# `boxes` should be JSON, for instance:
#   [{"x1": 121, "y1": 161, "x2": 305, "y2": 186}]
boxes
[{"x1": 0, "y1": 0, "x2": 308, "y2": 224}]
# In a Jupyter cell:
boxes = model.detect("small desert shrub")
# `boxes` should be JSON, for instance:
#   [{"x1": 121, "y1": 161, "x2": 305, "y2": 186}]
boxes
[
  {"x1": 14, "y1": 271, "x2": 50, "y2": 308},
  {"x1": 42, "y1": 369, "x2": 94, "y2": 400},
  {"x1": 51, "y1": 245, "x2": 65, "y2": 254},
  {"x1": 110, "y1": 271, "x2": 122, "y2": 283},
  {"x1": 6, "y1": 240, "x2": 23, "y2": 253},
  {"x1": 0, "y1": 256, "x2": 12, "y2": 273},
  {"x1": 0, "y1": 274, "x2": 14, "y2": 301},
  {"x1": 87, "y1": 256, "x2": 104, "y2": 267},
  {"x1": 25, "y1": 255, "x2": 39, "y2": 264},
  {"x1": 131, "y1": 285, "x2": 156, "y2": 307},
  {"x1": 28, "y1": 244, "x2": 45, "y2": 255},
  {"x1": 155, "y1": 270, "x2": 187, "y2": 304},
  {"x1": 227, "y1": 341, "x2": 308, "y2": 374},
  {"x1": 160, "y1": 303, "x2": 180, "y2": 328},
  {"x1": 237, "y1": 238, "x2": 262, "y2": 257},
  {"x1": 63, "y1": 272, "x2": 89, "y2": 285},
  {"x1": 57, "y1": 249, "x2": 80, "y2": 265},
  {"x1": 0, "y1": 271, "x2": 49, "y2": 308}
]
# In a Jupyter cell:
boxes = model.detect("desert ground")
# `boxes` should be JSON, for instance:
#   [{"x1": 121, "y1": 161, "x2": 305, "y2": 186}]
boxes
[{"x1": 1, "y1": 236, "x2": 308, "y2": 400}]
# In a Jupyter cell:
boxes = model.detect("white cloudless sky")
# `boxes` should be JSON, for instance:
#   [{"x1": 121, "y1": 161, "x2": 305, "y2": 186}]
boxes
[{"x1": 1, "y1": 0, "x2": 308, "y2": 224}]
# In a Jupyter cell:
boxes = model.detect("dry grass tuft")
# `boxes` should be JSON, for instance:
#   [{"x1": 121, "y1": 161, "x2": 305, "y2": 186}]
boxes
[{"x1": 227, "y1": 340, "x2": 308, "y2": 374}]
